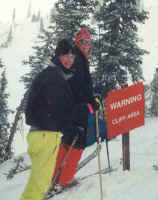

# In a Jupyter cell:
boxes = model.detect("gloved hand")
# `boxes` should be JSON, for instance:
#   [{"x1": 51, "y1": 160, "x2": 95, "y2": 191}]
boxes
[
  {"x1": 72, "y1": 126, "x2": 86, "y2": 149},
  {"x1": 88, "y1": 97, "x2": 103, "y2": 114},
  {"x1": 61, "y1": 125, "x2": 86, "y2": 147},
  {"x1": 95, "y1": 97, "x2": 103, "y2": 113},
  {"x1": 91, "y1": 98, "x2": 100, "y2": 112}
]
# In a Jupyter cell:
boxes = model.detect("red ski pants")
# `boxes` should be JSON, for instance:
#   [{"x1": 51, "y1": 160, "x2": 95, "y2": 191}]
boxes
[{"x1": 53, "y1": 144, "x2": 83, "y2": 185}]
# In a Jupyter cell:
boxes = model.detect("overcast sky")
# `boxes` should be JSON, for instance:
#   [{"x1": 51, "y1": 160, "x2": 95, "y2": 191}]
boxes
[{"x1": 0, "y1": 0, "x2": 55, "y2": 22}]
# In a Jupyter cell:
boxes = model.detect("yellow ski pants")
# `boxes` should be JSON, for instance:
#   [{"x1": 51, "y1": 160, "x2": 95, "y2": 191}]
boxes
[{"x1": 20, "y1": 130, "x2": 61, "y2": 200}]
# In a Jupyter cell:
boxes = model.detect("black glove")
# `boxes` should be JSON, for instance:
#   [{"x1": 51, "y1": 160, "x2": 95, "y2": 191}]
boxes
[
  {"x1": 62, "y1": 126, "x2": 86, "y2": 149},
  {"x1": 73, "y1": 126, "x2": 87, "y2": 149}
]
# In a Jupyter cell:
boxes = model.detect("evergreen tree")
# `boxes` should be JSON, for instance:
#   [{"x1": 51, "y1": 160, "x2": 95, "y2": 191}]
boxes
[
  {"x1": 37, "y1": 10, "x2": 41, "y2": 21},
  {"x1": 2, "y1": 27, "x2": 13, "y2": 48},
  {"x1": 39, "y1": 17, "x2": 44, "y2": 32},
  {"x1": 50, "y1": 0, "x2": 98, "y2": 41},
  {"x1": 27, "y1": 1, "x2": 32, "y2": 19},
  {"x1": 150, "y1": 68, "x2": 158, "y2": 116},
  {"x1": 6, "y1": 27, "x2": 13, "y2": 45},
  {"x1": 93, "y1": 0, "x2": 149, "y2": 98},
  {"x1": 12, "y1": 8, "x2": 16, "y2": 22},
  {"x1": 0, "y1": 59, "x2": 12, "y2": 163},
  {"x1": 31, "y1": 11, "x2": 41, "y2": 23},
  {"x1": 31, "y1": 13, "x2": 37, "y2": 22}
]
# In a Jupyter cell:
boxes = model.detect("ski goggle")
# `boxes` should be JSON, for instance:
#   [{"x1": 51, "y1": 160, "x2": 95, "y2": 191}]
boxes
[{"x1": 79, "y1": 39, "x2": 92, "y2": 46}]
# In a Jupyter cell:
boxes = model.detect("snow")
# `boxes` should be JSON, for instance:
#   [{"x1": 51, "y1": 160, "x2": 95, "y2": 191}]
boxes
[
  {"x1": 138, "y1": 5, "x2": 158, "y2": 84},
  {"x1": 0, "y1": 3, "x2": 158, "y2": 200},
  {"x1": 0, "y1": 21, "x2": 39, "y2": 111},
  {"x1": 0, "y1": 117, "x2": 158, "y2": 200},
  {"x1": 0, "y1": 19, "x2": 40, "y2": 154}
]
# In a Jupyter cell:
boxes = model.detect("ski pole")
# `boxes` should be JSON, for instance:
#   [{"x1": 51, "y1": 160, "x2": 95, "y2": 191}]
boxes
[
  {"x1": 95, "y1": 110, "x2": 104, "y2": 200},
  {"x1": 97, "y1": 97, "x2": 111, "y2": 171},
  {"x1": 105, "y1": 134, "x2": 111, "y2": 170},
  {"x1": 42, "y1": 134, "x2": 79, "y2": 200},
  {"x1": 103, "y1": 112, "x2": 111, "y2": 171}
]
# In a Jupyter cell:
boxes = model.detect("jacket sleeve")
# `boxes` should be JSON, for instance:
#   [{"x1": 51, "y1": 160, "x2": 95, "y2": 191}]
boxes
[{"x1": 85, "y1": 63, "x2": 93, "y2": 99}]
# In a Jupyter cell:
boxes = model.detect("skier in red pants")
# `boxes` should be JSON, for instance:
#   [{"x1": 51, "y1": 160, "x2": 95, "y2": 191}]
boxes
[{"x1": 52, "y1": 28, "x2": 100, "y2": 189}]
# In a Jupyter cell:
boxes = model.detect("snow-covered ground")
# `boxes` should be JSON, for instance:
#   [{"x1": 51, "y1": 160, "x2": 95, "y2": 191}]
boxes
[{"x1": 0, "y1": 117, "x2": 158, "y2": 200}]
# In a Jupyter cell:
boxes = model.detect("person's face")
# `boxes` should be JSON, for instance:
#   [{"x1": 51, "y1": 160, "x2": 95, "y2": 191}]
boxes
[
  {"x1": 59, "y1": 54, "x2": 75, "y2": 69},
  {"x1": 78, "y1": 39, "x2": 92, "y2": 58}
]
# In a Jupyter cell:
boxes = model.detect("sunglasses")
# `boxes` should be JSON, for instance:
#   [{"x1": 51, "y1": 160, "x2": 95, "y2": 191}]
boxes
[{"x1": 79, "y1": 39, "x2": 92, "y2": 46}]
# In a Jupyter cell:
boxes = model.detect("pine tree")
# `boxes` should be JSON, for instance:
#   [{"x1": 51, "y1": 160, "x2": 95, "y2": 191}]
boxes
[
  {"x1": 0, "y1": 59, "x2": 12, "y2": 163},
  {"x1": 39, "y1": 17, "x2": 44, "y2": 32},
  {"x1": 12, "y1": 8, "x2": 16, "y2": 22},
  {"x1": 50, "y1": 0, "x2": 98, "y2": 41},
  {"x1": 6, "y1": 27, "x2": 13, "y2": 45},
  {"x1": 27, "y1": 1, "x2": 32, "y2": 19},
  {"x1": 37, "y1": 10, "x2": 41, "y2": 21},
  {"x1": 150, "y1": 68, "x2": 158, "y2": 116},
  {"x1": 31, "y1": 13, "x2": 37, "y2": 22},
  {"x1": 93, "y1": 0, "x2": 149, "y2": 98},
  {"x1": 3, "y1": 26, "x2": 13, "y2": 48}
]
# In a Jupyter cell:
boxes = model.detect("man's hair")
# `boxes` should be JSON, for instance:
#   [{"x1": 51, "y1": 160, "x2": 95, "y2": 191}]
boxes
[{"x1": 55, "y1": 39, "x2": 74, "y2": 57}]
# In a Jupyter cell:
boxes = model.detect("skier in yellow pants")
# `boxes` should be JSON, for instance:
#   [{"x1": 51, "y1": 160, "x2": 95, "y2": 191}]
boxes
[
  {"x1": 20, "y1": 39, "x2": 91, "y2": 199},
  {"x1": 20, "y1": 131, "x2": 61, "y2": 200}
]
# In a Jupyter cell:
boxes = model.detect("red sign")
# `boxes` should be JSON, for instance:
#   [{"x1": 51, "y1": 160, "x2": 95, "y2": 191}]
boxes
[{"x1": 106, "y1": 82, "x2": 145, "y2": 139}]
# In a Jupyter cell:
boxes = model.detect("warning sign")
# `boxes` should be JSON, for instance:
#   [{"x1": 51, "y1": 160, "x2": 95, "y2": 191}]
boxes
[{"x1": 106, "y1": 82, "x2": 145, "y2": 139}]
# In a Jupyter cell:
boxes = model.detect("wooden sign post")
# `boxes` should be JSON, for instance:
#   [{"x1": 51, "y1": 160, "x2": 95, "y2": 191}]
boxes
[
  {"x1": 122, "y1": 132, "x2": 130, "y2": 170},
  {"x1": 106, "y1": 82, "x2": 145, "y2": 170}
]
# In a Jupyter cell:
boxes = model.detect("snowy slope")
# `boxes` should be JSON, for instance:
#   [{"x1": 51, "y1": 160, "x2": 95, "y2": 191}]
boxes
[
  {"x1": 0, "y1": 20, "x2": 40, "y2": 111},
  {"x1": 0, "y1": 117, "x2": 158, "y2": 200},
  {"x1": 0, "y1": 19, "x2": 41, "y2": 154}
]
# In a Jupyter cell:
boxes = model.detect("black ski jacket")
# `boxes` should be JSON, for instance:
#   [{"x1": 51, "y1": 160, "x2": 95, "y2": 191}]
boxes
[
  {"x1": 70, "y1": 46, "x2": 94, "y2": 104},
  {"x1": 25, "y1": 61, "x2": 89, "y2": 145}
]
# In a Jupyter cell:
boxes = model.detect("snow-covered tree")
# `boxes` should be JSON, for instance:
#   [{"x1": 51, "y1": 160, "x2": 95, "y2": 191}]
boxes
[
  {"x1": 2, "y1": 26, "x2": 13, "y2": 48},
  {"x1": 27, "y1": 1, "x2": 32, "y2": 19},
  {"x1": 31, "y1": 13, "x2": 36, "y2": 22},
  {"x1": 6, "y1": 27, "x2": 13, "y2": 45},
  {"x1": 0, "y1": 59, "x2": 12, "y2": 163},
  {"x1": 93, "y1": 0, "x2": 149, "y2": 98},
  {"x1": 50, "y1": 0, "x2": 98, "y2": 41},
  {"x1": 12, "y1": 8, "x2": 16, "y2": 22},
  {"x1": 150, "y1": 68, "x2": 158, "y2": 116},
  {"x1": 37, "y1": 10, "x2": 41, "y2": 21},
  {"x1": 39, "y1": 17, "x2": 44, "y2": 32}
]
